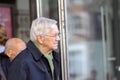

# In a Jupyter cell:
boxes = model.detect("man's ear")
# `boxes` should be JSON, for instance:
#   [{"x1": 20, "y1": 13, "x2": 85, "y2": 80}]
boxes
[
  {"x1": 36, "y1": 35, "x2": 44, "y2": 44},
  {"x1": 5, "y1": 50, "x2": 11, "y2": 57}
]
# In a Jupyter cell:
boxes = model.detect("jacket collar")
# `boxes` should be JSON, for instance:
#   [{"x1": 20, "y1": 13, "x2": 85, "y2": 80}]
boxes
[
  {"x1": 27, "y1": 40, "x2": 60, "y2": 62},
  {"x1": 27, "y1": 40, "x2": 43, "y2": 61}
]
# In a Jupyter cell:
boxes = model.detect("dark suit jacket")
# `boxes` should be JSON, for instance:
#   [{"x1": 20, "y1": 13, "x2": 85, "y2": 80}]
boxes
[
  {"x1": 0, "y1": 52, "x2": 10, "y2": 80},
  {"x1": 8, "y1": 40, "x2": 60, "y2": 80},
  {"x1": 0, "y1": 63, "x2": 6, "y2": 80}
]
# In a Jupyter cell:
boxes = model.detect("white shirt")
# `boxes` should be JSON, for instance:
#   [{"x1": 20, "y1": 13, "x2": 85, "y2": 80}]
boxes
[{"x1": 0, "y1": 46, "x2": 5, "y2": 53}]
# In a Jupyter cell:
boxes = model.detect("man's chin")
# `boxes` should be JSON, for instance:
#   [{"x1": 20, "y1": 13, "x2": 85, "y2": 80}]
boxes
[{"x1": 53, "y1": 47, "x2": 58, "y2": 50}]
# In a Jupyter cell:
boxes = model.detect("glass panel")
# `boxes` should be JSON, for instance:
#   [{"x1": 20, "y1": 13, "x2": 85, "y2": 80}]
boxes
[
  {"x1": 37, "y1": 0, "x2": 58, "y2": 20},
  {"x1": 66, "y1": 0, "x2": 115, "y2": 80}
]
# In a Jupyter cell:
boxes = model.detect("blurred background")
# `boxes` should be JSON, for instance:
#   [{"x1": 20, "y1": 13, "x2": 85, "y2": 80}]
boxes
[{"x1": 0, "y1": 0, "x2": 120, "y2": 80}]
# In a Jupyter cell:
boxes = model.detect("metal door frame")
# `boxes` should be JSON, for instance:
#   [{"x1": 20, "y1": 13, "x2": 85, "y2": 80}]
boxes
[{"x1": 58, "y1": 0, "x2": 68, "y2": 80}]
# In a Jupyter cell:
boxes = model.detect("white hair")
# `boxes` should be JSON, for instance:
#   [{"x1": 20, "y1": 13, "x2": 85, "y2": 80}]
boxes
[{"x1": 30, "y1": 17, "x2": 57, "y2": 41}]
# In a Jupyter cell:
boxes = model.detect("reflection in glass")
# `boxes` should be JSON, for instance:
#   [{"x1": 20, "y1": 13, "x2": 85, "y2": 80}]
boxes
[
  {"x1": 40, "y1": 0, "x2": 58, "y2": 20},
  {"x1": 66, "y1": 0, "x2": 115, "y2": 80}
]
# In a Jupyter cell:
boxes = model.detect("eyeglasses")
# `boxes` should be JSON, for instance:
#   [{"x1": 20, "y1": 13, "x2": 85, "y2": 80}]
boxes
[{"x1": 45, "y1": 33, "x2": 61, "y2": 38}]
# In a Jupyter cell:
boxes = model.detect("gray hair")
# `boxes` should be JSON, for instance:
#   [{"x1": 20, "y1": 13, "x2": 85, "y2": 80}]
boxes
[{"x1": 30, "y1": 17, "x2": 57, "y2": 41}]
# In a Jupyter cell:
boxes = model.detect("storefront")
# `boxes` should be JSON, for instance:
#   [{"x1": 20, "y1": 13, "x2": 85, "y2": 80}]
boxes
[
  {"x1": 1, "y1": 0, "x2": 120, "y2": 80},
  {"x1": 31, "y1": 0, "x2": 120, "y2": 80}
]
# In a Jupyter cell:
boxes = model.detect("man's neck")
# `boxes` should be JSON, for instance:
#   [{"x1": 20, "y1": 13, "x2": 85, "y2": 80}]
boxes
[
  {"x1": 34, "y1": 42, "x2": 52, "y2": 54},
  {"x1": 40, "y1": 46, "x2": 52, "y2": 54}
]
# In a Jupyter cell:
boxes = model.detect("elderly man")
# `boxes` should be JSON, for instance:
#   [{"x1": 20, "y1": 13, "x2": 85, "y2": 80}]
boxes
[
  {"x1": 5, "y1": 38, "x2": 26, "y2": 61},
  {"x1": 8, "y1": 17, "x2": 61, "y2": 80}
]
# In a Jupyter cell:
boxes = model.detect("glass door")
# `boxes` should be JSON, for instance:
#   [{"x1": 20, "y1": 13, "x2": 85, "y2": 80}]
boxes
[
  {"x1": 64, "y1": 0, "x2": 115, "y2": 80},
  {"x1": 35, "y1": 0, "x2": 58, "y2": 20}
]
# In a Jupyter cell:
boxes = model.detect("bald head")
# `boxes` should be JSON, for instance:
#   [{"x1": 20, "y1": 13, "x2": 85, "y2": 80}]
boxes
[{"x1": 5, "y1": 38, "x2": 26, "y2": 61}]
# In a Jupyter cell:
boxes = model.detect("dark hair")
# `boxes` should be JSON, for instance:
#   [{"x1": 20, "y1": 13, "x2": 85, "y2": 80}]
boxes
[{"x1": 0, "y1": 24, "x2": 8, "y2": 45}]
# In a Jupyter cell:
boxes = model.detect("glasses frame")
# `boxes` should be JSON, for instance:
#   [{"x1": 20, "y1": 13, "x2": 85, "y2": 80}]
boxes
[{"x1": 45, "y1": 33, "x2": 61, "y2": 38}]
